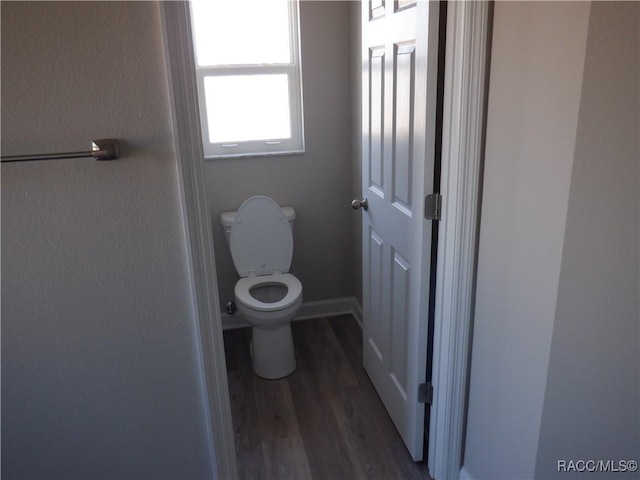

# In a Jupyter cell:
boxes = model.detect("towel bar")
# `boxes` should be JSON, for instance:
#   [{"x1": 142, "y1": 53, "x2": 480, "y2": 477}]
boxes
[{"x1": 1, "y1": 139, "x2": 120, "y2": 163}]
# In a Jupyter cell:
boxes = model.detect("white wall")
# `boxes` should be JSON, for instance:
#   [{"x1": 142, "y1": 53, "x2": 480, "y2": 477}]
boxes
[
  {"x1": 207, "y1": 1, "x2": 355, "y2": 306},
  {"x1": 464, "y1": 2, "x2": 591, "y2": 478},
  {"x1": 1, "y1": 2, "x2": 214, "y2": 478},
  {"x1": 535, "y1": 2, "x2": 639, "y2": 477},
  {"x1": 464, "y1": 2, "x2": 639, "y2": 479}
]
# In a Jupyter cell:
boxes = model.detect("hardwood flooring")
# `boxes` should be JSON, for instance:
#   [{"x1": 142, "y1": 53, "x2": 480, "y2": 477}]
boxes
[{"x1": 223, "y1": 315, "x2": 431, "y2": 480}]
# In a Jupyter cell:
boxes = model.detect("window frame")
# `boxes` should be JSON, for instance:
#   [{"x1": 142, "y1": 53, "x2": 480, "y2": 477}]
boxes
[{"x1": 191, "y1": 0, "x2": 305, "y2": 159}]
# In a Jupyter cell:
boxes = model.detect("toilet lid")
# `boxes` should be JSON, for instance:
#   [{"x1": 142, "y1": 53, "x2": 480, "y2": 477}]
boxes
[{"x1": 230, "y1": 196, "x2": 293, "y2": 277}]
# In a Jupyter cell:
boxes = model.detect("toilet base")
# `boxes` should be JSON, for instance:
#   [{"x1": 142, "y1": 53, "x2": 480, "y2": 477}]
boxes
[{"x1": 250, "y1": 323, "x2": 296, "y2": 379}]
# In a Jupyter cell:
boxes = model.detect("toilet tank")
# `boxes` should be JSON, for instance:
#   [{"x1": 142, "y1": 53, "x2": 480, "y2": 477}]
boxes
[{"x1": 220, "y1": 206, "x2": 296, "y2": 248}]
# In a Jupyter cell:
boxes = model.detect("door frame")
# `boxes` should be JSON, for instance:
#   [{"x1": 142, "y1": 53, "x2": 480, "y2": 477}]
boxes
[
  {"x1": 160, "y1": 1, "x2": 491, "y2": 478},
  {"x1": 160, "y1": 3, "x2": 238, "y2": 479},
  {"x1": 428, "y1": 2, "x2": 491, "y2": 479}
]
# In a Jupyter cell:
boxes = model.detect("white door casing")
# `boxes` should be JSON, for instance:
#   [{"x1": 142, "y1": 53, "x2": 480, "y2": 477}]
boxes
[
  {"x1": 428, "y1": 2, "x2": 491, "y2": 479},
  {"x1": 360, "y1": 0, "x2": 440, "y2": 461},
  {"x1": 160, "y1": 3, "x2": 238, "y2": 478}
]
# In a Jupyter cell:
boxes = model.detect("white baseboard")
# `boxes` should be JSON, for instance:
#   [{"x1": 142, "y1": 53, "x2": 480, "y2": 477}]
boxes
[
  {"x1": 221, "y1": 296, "x2": 362, "y2": 330},
  {"x1": 350, "y1": 299, "x2": 363, "y2": 327},
  {"x1": 460, "y1": 466, "x2": 474, "y2": 480}
]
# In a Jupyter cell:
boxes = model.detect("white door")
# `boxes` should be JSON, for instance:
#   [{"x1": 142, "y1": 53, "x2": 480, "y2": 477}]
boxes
[{"x1": 358, "y1": 0, "x2": 440, "y2": 461}]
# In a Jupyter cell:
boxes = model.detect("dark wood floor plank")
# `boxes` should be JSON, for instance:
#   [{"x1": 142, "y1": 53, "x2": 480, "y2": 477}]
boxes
[
  {"x1": 223, "y1": 317, "x2": 431, "y2": 480},
  {"x1": 288, "y1": 324, "x2": 364, "y2": 479},
  {"x1": 328, "y1": 315, "x2": 366, "y2": 377},
  {"x1": 297, "y1": 318, "x2": 359, "y2": 390},
  {"x1": 296, "y1": 318, "x2": 405, "y2": 479},
  {"x1": 326, "y1": 316, "x2": 427, "y2": 480},
  {"x1": 224, "y1": 328, "x2": 266, "y2": 480},
  {"x1": 224, "y1": 326, "x2": 252, "y2": 373},
  {"x1": 252, "y1": 376, "x2": 312, "y2": 480}
]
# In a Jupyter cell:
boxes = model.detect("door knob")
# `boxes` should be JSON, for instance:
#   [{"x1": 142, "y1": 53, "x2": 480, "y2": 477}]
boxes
[{"x1": 351, "y1": 198, "x2": 369, "y2": 211}]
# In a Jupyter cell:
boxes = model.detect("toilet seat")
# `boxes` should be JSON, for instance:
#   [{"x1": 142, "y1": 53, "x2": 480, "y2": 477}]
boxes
[{"x1": 234, "y1": 273, "x2": 302, "y2": 312}]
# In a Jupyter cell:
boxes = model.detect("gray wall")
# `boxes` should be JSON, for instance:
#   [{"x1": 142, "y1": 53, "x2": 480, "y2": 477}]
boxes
[
  {"x1": 535, "y1": 2, "x2": 639, "y2": 477},
  {"x1": 1, "y1": 2, "x2": 214, "y2": 478},
  {"x1": 351, "y1": 0, "x2": 363, "y2": 306},
  {"x1": 464, "y1": 2, "x2": 639, "y2": 479},
  {"x1": 207, "y1": 1, "x2": 356, "y2": 306}
]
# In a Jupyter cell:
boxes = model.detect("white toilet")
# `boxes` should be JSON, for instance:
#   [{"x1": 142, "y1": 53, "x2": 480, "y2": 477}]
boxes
[{"x1": 220, "y1": 196, "x2": 303, "y2": 379}]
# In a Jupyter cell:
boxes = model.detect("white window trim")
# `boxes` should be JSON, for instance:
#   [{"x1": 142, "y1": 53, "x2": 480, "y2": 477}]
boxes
[{"x1": 192, "y1": 0, "x2": 304, "y2": 159}]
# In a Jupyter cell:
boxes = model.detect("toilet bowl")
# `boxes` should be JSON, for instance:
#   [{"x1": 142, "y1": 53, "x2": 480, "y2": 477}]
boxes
[{"x1": 222, "y1": 196, "x2": 303, "y2": 379}]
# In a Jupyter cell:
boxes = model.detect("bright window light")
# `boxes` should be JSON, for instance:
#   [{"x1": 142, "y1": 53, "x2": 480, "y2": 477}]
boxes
[
  {"x1": 191, "y1": 0, "x2": 291, "y2": 66},
  {"x1": 204, "y1": 75, "x2": 291, "y2": 143},
  {"x1": 189, "y1": 0, "x2": 304, "y2": 158}
]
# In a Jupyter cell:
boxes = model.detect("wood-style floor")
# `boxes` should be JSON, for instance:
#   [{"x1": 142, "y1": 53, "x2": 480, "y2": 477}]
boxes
[{"x1": 223, "y1": 315, "x2": 431, "y2": 480}]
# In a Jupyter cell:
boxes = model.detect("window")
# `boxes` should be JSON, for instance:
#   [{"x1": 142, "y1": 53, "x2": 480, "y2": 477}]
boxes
[{"x1": 190, "y1": 0, "x2": 304, "y2": 158}]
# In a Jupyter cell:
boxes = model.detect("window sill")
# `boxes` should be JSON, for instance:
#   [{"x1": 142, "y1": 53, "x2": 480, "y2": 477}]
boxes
[{"x1": 204, "y1": 148, "x2": 305, "y2": 160}]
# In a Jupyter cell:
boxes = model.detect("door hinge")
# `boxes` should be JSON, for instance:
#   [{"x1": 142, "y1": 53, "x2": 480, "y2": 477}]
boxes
[
  {"x1": 424, "y1": 194, "x2": 442, "y2": 221},
  {"x1": 418, "y1": 382, "x2": 433, "y2": 404}
]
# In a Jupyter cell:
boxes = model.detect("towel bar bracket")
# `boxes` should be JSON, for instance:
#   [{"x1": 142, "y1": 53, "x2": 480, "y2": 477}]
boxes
[{"x1": 91, "y1": 138, "x2": 120, "y2": 161}]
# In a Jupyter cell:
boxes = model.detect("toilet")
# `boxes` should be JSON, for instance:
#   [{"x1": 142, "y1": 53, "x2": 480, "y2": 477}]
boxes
[{"x1": 220, "y1": 196, "x2": 303, "y2": 379}]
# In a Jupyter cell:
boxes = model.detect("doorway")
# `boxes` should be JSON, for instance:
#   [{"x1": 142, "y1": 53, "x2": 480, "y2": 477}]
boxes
[{"x1": 161, "y1": 1, "x2": 491, "y2": 478}]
